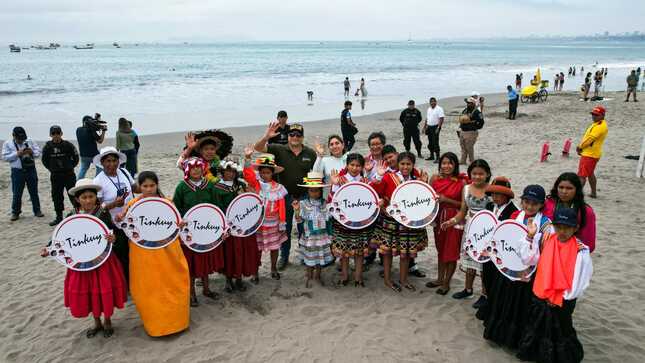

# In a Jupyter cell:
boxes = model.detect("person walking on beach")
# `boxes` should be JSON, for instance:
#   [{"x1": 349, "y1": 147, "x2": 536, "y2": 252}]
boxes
[
  {"x1": 254, "y1": 123, "x2": 317, "y2": 270},
  {"x1": 2, "y1": 126, "x2": 44, "y2": 221},
  {"x1": 343, "y1": 77, "x2": 351, "y2": 98},
  {"x1": 576, "y1": 105, "x2": 608, "y2": 198},
  {"x1": 515, "y1": 74, "x2": 522, "y2": 90},
  {"x1": 268, "y1": 110, "x2": 290, "y2": 145},
  {"x1": 554, "y1": 74, "x2": 559, "y2": 92},
  {"x1": 626, "y1": 70, "x2": 639, "y2": 102},
  {"x1": 559, "y1": 72, "x2": 565, "y2": 91},
  {"x1": 507, "y1": 85, "x2": 519, "y2": 120},
  {"x1": 399, "y1": 100, "x2": 423, "y2": 158},
  {"x1": 42, "y1": 125, "x2": 79, "y2": 226},
  {"x1": 340, "y1": 101, "x2": 357, "y2": 151},
  {"x1": 422, "y1": 97, "x2": 444, "y2": 161},
  {"x1": 76, "y1": 115, "x2": 106, "y2": 179},
  {"x1": 458, "y1": 98, "x2": 484, "y2": 165}
]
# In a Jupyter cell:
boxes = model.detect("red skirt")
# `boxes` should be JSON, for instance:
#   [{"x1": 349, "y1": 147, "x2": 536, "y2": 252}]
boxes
[
  {"x1": 64, "y1": 254, "x2": 127, "y2": 319},
  {"x1": 222, "y1": 235, "x2": 261, "y2": 279},
  {"x1": 181, "y1": 244, "x2": 224, "y2": 278},
  {"x1": 433, "y1": 208, "x2": 463, "y2": 263}
]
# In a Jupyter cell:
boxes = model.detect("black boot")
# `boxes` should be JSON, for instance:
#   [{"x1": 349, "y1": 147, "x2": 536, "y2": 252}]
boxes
[{"x1": 49, "y1": 212, "x2": 63, "y2": 227}]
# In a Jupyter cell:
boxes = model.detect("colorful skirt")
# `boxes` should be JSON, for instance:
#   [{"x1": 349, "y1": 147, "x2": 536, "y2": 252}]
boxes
[
  {"x1": 331, "y1": 220, "x2": 371, "y2": 258},
  {"x1": 433, "y1": 207, "x2": 463, "y2": 262},
  {"x1": 298, "y1": 233, "x2": 333, "y2": 267},
  {"x1": 64, "y1": 253, "x2": 127, "y2": 319},
  {"x1": 372, "y1": 215, "x2": 427, "y2": 258},
  {"x1": 256, "y1": 217, "x2": 287, "y2": 252},
  {"x1": 181, "y1": 244, "x2": 224, "y2": 278},
  {"x1": 516, "y1": 297, "x2": 584, "y2": 363},
  {"x1": 222, "y1": 235, "x2": 261, "y2": 278}
]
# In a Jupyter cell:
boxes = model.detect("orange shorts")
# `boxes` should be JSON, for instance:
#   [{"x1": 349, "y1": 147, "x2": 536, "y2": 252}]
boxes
[{"x1": 578, "y1": 156, "x2": 599, "y2": 177}]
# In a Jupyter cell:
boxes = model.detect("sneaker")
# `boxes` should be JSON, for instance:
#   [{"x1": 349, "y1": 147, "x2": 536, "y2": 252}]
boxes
[
  {"x1": 10, "y1": 214, "x2": 19, "y2": 221},
  {"x1": 35, "y1": 212, "x2": 45, "y2": 218},
  {"x1": 472, "y1": 295, "x2": 487, "y2": 309},
  {"x1": 452, "y1": 289, "x2": 474, "y2": 300},
  {"x1": 49, "y1": 218, "x2": 62, "y2": 227}
]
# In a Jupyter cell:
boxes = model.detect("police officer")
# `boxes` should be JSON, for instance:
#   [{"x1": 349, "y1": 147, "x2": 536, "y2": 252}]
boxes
[
  {"x1": 399, "y1": 100, "x2": 423, "y2": 157},
  {"x1": 42, "y1": 125, "x2": 79, "y2": 225}
]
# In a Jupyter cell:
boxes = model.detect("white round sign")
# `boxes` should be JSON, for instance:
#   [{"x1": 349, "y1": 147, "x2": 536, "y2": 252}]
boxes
[
  {"x1": 226, "y1": 192, "x2": 265, "y2": 237},
  {"x1": 180, "y1": 203, "x2": 227, "y2": 252},
  {"x1": 491, "y1": 220, "x2": 535, "y2": 281},
  {"x1": 49, "y1": 214, "x2": 112, "y2": 271},
  {"x1": 123, "y1": 197, "x2": 181, "y2": 249},
  {"x1": 464, "y1": 210, "x2": 498, "y2": 263},
  {"x1": 386, "y1": 180, "x2": 438, "y2": 229},
  {"x1": 327, "y1": 182, "x2": 379, "y2": 230}
]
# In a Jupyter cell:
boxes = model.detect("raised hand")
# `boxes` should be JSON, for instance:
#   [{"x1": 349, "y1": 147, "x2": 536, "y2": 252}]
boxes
[
  {"x1": 185, "y1": 132, "x2": 197, "y2": 150},
  {"x1": 313, "y1": 138, "x2": 325, "y2": 156},
  {"x1": 364, "y1": 160, "x2": 375, "y2": 173},
  {"x1": 376, "y1": 160, "x2": 388, "y2": 177},
  {"x1": 244, "y1": 144, "x2": 254, "y2": 160},
  {"x1": 265, "y1": 121, "x2": 281, "y2": 139},
  {"x1": 330, "y1": 169, "x2": 340, "y2": 185}
]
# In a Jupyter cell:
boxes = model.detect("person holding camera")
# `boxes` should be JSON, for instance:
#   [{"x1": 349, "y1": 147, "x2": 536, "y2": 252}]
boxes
[
  {"x1": 42, "y1": 125, "x2": 80, "y2": 226},
  {"x1": 76, "y1": 114, "x2": 106, "y2": 179},
  {"x1": 2, "y1": 126, "x2": 44, "y2": 221}
]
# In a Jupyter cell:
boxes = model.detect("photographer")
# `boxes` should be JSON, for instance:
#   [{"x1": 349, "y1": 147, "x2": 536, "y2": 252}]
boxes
[
  {"x1": 76, "y1": 113, "x2": 106, "y2": 179},
  {"x1": 2, "y1": 127, "x2": 44, "y2": 221}
]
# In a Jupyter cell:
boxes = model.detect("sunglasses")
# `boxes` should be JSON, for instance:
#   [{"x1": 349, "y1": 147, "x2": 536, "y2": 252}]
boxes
[
  {"x1": 50, "y1": 131, "x2": 62, "y2": 135},
  {"x1": 288, "y1": 132, "x2": 303, "y2": 137}
]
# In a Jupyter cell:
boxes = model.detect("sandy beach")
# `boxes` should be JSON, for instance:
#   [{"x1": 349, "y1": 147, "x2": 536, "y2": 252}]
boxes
[{"x1": 1, "y1": 91, "x2": 644, "y2": 362}]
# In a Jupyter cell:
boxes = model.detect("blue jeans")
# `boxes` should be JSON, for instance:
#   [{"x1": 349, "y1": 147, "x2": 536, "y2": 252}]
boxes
[
  {"x1": 77, "y1": 156, "x2": 102, "y2": 179},
  {"x1": 279, "y1": 194, "x2": 303, "y2": 263},
  {"x1": 11, "y1": 167, "x2": 41, "y2": 216}
]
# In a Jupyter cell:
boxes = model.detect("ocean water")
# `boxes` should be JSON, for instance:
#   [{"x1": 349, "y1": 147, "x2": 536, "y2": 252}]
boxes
[{"x1": 1, "y1": 40, "x2": 644, "y2": 140}]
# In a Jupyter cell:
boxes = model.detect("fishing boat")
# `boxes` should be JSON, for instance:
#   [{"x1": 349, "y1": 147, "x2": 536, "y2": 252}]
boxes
[
  {"x1": 9, "y1": 44, "x2": 21, "y2": 53},
  {"x1": 113, "y1": 42, "x2": 120, "y2": 48},
  {"x1": 74, "y1": 43, "x2": 95, "y2": 50}
]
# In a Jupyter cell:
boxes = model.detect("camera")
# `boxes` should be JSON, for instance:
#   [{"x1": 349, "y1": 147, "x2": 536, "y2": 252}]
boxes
[{"x1": 83, "y1": 115, "x2": 108, "y2": 132}]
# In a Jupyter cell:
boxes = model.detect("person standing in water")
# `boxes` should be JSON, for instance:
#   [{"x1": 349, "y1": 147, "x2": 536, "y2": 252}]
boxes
[{"x1": 343, "y1": 77, "x2": 351, "y2": 98}]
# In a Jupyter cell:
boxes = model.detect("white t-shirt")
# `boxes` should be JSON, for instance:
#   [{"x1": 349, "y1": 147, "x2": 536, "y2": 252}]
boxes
[
  {"x1": 426, "y1": 105, "x2": 445, "y2": 127},
  {"x1": 94, "y1": 168, "x2": 135, "y2": 222}
]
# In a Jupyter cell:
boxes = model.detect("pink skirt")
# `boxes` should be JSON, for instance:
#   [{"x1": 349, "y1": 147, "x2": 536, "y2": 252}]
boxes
[{"x1": 64, "y1": 254, "x2": 128, "y2": 319}]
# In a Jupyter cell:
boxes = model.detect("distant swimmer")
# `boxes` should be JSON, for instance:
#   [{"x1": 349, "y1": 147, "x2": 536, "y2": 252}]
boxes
[{"x1": 27, "y1": 75, "x2": 32, "y2": 80}]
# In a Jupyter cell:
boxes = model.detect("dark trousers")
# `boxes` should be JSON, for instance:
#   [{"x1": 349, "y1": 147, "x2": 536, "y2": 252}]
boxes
[
  {"x1": 280, "y1": 194, "x2": 303, "y2": 263},
  {"x1": 121, "y1": 149, "x2": 138, "y2": 177},
  {"x1": 509, "y1": 97, "x2": 518, "y2": 119},
  {"x1": 11, "y1": 167, "x2": 41, "y2": 216},
  {"x1": 342, "y1": 130, "x2": 356, "y2": 152},
  {"x1": 403, "y1": 127, "x2": 422, "y2": 154},
  {"x1": 51, "y1": 171, "x2": 76, "y2": 215},
  {"x1": 426, "y1": 125, "x2": 440, "y2": 155}
]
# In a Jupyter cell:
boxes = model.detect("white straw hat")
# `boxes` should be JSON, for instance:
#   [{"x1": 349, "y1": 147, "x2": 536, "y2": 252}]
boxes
[
  {"x1": 93, "y1": 146, "x2": 127, "y2": 167},
  {"x1": 69, "y1": 178, "x2": 102, "y2": 197}
]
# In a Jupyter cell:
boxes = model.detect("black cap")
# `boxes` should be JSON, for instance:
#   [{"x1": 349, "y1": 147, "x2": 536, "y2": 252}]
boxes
[
  {"x1": 12, "y1": 126, "x2": 27, "y2": 139},
  {"x1": 520, "y1": 184, "x2": 546, "y2": 203},
  {"x1": 288, "y1": 123, "x2": 304, "y2": 135},
  {"x1": 408, "y1": 100, "x2": 415, "y2": 105},
  {"x1": 50, "y1": 125, "x2": 62, "y2": 135},
  {"x1": 553, "y1": 208, "x2": 578, "y2": 227}
]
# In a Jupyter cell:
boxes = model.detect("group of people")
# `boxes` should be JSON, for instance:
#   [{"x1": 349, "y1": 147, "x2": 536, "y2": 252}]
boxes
[{"x1": 5, "y1": 96, "x2": 610, "y2": 363}]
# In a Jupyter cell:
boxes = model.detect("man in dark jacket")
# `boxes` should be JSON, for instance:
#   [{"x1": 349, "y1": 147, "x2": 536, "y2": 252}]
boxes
[
  {"x1": 399, "y1": 100, "x2": 423, "y2": 157},
  {"x1": 42, "y1": 125, "x2": 79, "y2": 225}
]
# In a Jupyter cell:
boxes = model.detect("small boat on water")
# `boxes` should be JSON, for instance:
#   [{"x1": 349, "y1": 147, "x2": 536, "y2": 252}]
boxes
[
  {"x1": 113, "y1": 42, "x2": 120, "y2": 48},
  {"x1": 9, "y1": 44, "x2": 21, "y2": 53},
  {"x1": 74, "y1": 43, "x2": 95, "y2": 49}
]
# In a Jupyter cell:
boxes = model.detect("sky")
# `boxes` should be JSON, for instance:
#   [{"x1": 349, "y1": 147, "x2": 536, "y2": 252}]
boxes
[{"x1": 1, "y1": 0, "x2": 642, "y2": 43}]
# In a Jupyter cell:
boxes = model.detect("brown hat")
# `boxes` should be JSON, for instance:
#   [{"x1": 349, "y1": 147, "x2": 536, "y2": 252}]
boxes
[{"x1": 486, "y1": 176, "x2": 514, "y2": 198}]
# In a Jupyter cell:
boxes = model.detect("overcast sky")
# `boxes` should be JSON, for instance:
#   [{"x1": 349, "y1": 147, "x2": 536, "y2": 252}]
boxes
[{"x1": 1, "y1": 0, "x2": 642, "y2": 43}]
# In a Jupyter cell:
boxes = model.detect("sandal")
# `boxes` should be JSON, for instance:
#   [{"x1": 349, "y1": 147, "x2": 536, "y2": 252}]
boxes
[
  {"x1": 354, "y1": 280, "x2": 365, "y2": 288},
  {"x1": 251, "y1": 276, "x2": 260, "y2": 285},
  {"x1": 336, "y1": 279, "x2": 349, "y2": 287},
  {"x1": 103, "y1": 327, "x2": 114, "y2": 338},
  {"x1": 86, "y1": 326, "x2": 103, "y2": 339},
  {"x1": 190, "y1": 295, "x2": 199, "y2": 307},
  {"x1": 224, "y1": 281, "x2": 234, "y2": 293},
  {"x1": 235, "y1": 279, "x2": 247, "y2": 292},
  {"x1": 436, "y1": 288, "x2": 450, "y2": 296},
  {"x1": 425, "y1": 281, "x2": 441, "y2": 288},
  {"x1": 388, "y1": 282, "x2": 402, "y2": 293},
  {"x1": 203, "y1": 290, "x2": 219, "y2": 300},
  {"x1": 401, "y1": 282, "x2": 416, "y2": 292},
  {"x1": 271, "y1": 272, "x2": 281, "y2": 280}
]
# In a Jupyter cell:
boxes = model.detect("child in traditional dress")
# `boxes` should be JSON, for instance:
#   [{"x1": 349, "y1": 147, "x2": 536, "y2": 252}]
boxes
[
  {"x1": 329, "y1": 153, "x2": 372, "y2": 287},
  {"x1": 214, "y1": 159, "x2": 261, "y2": 292},
  {"x1": 516, "y1": 207, "x2": 592, "y2": 363},
  {"x1": 176, "y1": 130, "x2": 234, "y2": 182},
  {"x1": 41, "y1": 179, "x2": 127, "y2": 339},
  {"x1": 371, "y1": 152, "x2": 430, "y2": 292},
  {"x1": 242, "y1": 149, "x2": 288, "y2": 282},
  {"x1": 173, "y1": 157, "x2": 224, "y2": 306},
  {"x1": 483, "y1": 184, "x2": 551, "y2": 349},
  {"x1": 116, "y1": 171, "x2": 190, "y2": 337},
  {"x1": 293, "y1": 172, "x2": 333, "y2": 288}
]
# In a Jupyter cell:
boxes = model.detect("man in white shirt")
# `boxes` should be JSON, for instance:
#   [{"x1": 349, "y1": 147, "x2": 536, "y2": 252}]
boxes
[
  {"x1": 2, "y1": 126, "x2": 44, "y2": 221},
  {"x1": 422, "y1": 97, "x2": 445, "y2": 162}
]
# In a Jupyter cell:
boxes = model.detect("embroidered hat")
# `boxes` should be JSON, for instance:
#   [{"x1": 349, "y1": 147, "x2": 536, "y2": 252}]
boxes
[
  {"x1": 252, "y1": 154, "x2": 284, "y2": 173},
  {"x1": 298, "y1": 171, "x2": 329, "y2": 188},
  {"x1": 183, "y1": 157, "x2": 207, "y2": 181},
  {"x1": 520, "y1": 184, "x2": 546, "y2": 203},
  {"x1": 486, "y1": 176, "x2": 514, "y2": 198},
  {"x1": 552, "y1": 207, "x2": 578, "y2": 227}
]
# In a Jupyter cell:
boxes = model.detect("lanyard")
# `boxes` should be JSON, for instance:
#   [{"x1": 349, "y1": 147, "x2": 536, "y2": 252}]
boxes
[{"x1": 106, "y1": 170, "x2": 124, "y2": 193}]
